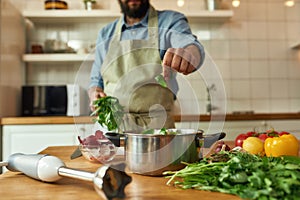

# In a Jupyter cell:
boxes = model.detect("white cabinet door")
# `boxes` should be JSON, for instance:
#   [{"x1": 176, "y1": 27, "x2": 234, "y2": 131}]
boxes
[
  {"x1": 1, "y1": 123, "x2": 97, "y2": 173},
  {"x1": 2, "y1": 124, "x2": 81, "y2": 163}
]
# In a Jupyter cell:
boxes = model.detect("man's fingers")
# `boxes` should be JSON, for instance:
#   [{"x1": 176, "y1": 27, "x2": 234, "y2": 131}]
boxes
[
  {"x1": 162, "y1": 48, "x2": 175, "y2": 67},
  {"x1": 89, "y1": 89, "x2": 107, "y2": 111},
  {"x1": 171, "y1": 48, "x2": 184, "y2": 71},
  {"x1": 163, "y1": 65, "x2": 170, "y2": 81}
]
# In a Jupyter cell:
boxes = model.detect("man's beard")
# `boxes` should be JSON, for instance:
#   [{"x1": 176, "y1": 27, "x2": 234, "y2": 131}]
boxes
[{"x1": 118, "y1": 0, "x2": 150, "y2": 19}]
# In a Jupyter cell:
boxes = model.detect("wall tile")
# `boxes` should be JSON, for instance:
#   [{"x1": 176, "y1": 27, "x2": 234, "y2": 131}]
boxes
[
  {"x1": 26, "y1": 64, "x2": 48, "y2": 85},
  {"x1": 289, "y1": 99, "x2": 300, "y2": 112},
  {"x1": 230, "y1": 60, "x2": 250, "y2": 79},
  {"x1": 266, "y1": 2, "x2": 285, "y2": 21},
  {"x1": 231, "y1": 99, "x2": 252, "y2": 112},
  {"x1": 268, "y1": 40, "x2": 289, "y2": 59},
  {"x1": 214, "y1": 59, "x2": 231, "y2": 80},
  {"x1": 250, "y1": 79, "x2": 270, "y2": 99},
  {"x1": 229, "y1": 21, "x2": 248, "y2": 40},
  {"x1": 177, "y1": 79, "x2": 201, "y2": 101},
  {"x1": 270, "y1": 79, "x2": 289, "y2": 98},
  {"x1": 247, "y1": 1, "x2": 267, "y2": 21},
  {"x1": 287, "y1": 60, "x2": 300, "y2": 78},
  {"x1": 231, "y1": 80, "x2": 251, "y2": 99},
  {"x1": 285, "y1": 3, "x2": 300, "y2": 21},
  {"x1": 249, "y1": 40, "x2": 268, "y2": 59},
  {"x1": 288, "y1": 80, "x2": 300, "y2": 98},
  {"x1": 267, "y1": 22, "x2": 286, "y2": 40},
  {"x1": 175, "y1": 99, "x2": 202, "y2": 115},
  {"x1": 229, "y1": 40, "x2": 249, "y2": 59},
  {"x1": 210, "y1": 40, "x2": 230, "y2": 59},
  {"x1": 286, "y1": 22, "x2": 300, "y2": 40},
  {"x1": 247, "y1": 22, "x2": 267, "y2": 39},
  {"x1": 251, "y1": 99, "x2": 271, "y2": 113},
  {"x1": 231, "y1": 1, "x2": 248, "y2": 20},
  {"x1": 222, "y1": 80, "x2": 232, "y2": 99},
  {"x1": 270, "y1": 99, "x2": 289, "y2": 113},
  {"x1": 210, "y1": 23, "x2": 230, "y2": 40},
  {"x1": 269, "y1": 60, "x2": 288, "y2": 78},
  {"x1": 249, "y1": 60, "x2": 269, "y2": 79}
]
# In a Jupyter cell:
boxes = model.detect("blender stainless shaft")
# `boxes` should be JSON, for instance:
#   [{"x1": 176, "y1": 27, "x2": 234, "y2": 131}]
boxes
[{"x1": 58, "y1": 167, "x2": 95, "y2": 182}]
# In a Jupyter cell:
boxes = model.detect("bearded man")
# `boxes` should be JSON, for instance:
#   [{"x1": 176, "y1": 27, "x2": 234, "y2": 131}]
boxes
[{"x1": 88, "y1": 0, "x2": 205, "y2": 130}]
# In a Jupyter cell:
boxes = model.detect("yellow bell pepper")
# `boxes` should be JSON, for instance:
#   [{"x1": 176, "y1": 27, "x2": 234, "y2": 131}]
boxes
[{"x1": 264, "y1": 134, "x2": 299, "y2": 157}]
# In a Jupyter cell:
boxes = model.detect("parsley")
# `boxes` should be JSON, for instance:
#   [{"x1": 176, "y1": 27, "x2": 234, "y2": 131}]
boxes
[
  {"x1": 164, "y1": 151, "x2": 300, "y2": 200},
  {"x1": 90, "y1": 96, "x2": 124, "y2": 131}
]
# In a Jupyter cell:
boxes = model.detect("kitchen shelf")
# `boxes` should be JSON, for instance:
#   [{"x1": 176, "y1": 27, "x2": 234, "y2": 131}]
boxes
[
  {"x1": 23, "y1": 53, "x2": 94, "y2": 62},
  {"x1": 22, "y1": 9, "x2": 233, "y2": 23}
]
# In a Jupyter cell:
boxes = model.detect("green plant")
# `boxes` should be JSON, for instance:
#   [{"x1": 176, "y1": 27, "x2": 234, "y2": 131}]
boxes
[{"x1": 90, "y1": 96, "x2": 125, "y2": 132}]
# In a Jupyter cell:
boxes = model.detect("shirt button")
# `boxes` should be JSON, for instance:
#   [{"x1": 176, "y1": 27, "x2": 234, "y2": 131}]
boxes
[{"x1": 132, "y1": 31, "x2": 136, "y2": 35}]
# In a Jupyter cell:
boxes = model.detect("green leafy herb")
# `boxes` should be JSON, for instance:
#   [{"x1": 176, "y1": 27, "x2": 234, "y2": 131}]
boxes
[
  {"x1": 90, "y1": 96, "x2": 124, "y2": 131},
  {"x1": 155, "y1": 74, "x2": 167, "y2": 88},
  {"x1": 160, "y1": 128, "x2": 168, "y2": 135},
  {"x1": 142, "y1": 129, "x2": 155, "y2": 134},
  {"x1": 141, "y1": 128, "x2": 178, "y2": 135},
  {"x1": 164, "y1": 151, "x2": 300, "y2": 200}
]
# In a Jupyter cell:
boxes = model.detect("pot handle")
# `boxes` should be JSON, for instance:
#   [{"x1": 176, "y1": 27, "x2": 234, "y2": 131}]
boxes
[
  {"x1": 203, "y1": 132, "x2": 226, "y2": 148},
  {"x1": 105, "y1": 132, "x2": 123, "y2": 147}
]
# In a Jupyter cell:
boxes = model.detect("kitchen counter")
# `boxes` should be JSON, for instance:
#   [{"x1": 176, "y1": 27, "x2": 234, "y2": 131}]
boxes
[
  {"x1": 1, "y1": 112, "x2": 300, "y2": 125},
  {"x1": 0, "y1": 145, "x2": 241, "y2": 200}
]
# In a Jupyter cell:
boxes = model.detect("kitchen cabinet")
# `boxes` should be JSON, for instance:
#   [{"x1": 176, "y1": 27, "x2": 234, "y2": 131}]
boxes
[{"x1": 1, "y1": 124, "x2": 88, "y2": 172}]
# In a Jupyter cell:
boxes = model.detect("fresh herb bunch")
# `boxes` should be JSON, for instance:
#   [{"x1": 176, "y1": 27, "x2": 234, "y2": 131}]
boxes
[
  {"x1": 164, "y1": 151, "x2": 300, "y2": 200},
  {"x1": 90, "y1": 96, "x2": 124, "y2": 131}
]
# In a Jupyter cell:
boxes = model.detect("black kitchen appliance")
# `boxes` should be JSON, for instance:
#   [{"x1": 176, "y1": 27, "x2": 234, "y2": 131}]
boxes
[{"x1": 22, "y1": 85, "x2": 67, "y2": 116}]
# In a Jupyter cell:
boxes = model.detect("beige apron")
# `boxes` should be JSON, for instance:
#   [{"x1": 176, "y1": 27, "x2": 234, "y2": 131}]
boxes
[{"x1": 101, "y1": 6, "x2": 175, "y2": 131}]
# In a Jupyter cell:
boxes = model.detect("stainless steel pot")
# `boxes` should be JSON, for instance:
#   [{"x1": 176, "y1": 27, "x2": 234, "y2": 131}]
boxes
[{"x1": 105, "y1": 129, "x2": 226, "y2": 176}]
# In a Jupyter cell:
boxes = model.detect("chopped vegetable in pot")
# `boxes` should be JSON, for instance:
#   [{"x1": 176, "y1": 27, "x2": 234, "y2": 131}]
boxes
[{"x1": 142, "y1": 128, "x2": 179, "y2": 135}]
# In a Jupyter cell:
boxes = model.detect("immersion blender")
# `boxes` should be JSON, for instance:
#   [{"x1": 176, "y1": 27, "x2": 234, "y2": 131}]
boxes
[{"x1": 0, "y1": 153, "x2": 132, "y2": 200}]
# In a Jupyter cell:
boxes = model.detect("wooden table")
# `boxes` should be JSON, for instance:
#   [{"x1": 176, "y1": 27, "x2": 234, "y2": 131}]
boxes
[{"x1": 0, "y1": 146, "x2": 241, "y2": 200}]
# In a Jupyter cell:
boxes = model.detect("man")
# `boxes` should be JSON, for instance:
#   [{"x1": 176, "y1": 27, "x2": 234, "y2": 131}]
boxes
[{"x1": 88, "y1": 0, "x2": 205, "y2": 131}]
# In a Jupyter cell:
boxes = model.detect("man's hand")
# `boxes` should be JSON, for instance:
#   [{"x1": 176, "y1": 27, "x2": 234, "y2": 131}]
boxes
[
  {"x1": 162, "y1": 45, "x2": 201, "y2": 80},
  {"x1": 88, "y1": 86, "x2": 107, "y2": 111}
]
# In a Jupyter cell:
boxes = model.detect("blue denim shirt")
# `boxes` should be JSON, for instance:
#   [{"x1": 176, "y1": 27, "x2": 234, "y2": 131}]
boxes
[{"x1": 89, "y1": 8, "x2": 205, "y2": 95}]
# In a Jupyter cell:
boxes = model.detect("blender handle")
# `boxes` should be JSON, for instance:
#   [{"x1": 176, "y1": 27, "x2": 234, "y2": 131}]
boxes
[{"x1": 7, "y1": 153, "x2": 65, "y2": 182}]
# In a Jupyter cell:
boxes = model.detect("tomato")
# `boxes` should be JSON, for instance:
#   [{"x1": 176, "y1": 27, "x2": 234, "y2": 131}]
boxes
[
  {"x1": 235, "y1": 133, "x2": 249, "y2": 147},
  {"x1": 266, "y1": 129, "x2": 279, "y2": 137},
  {"x1": 242, "y1": 137, "x2": 265, "y2": 155},
  {"x1": 278, "y1": 131, "x2": 290, "y2": 136},
  {"x1": 246, "y1": 131, "x2": 256, "y2": 137},
  {"x1": 258, "y1": 133, "x2": 268, "y2": 141}
]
